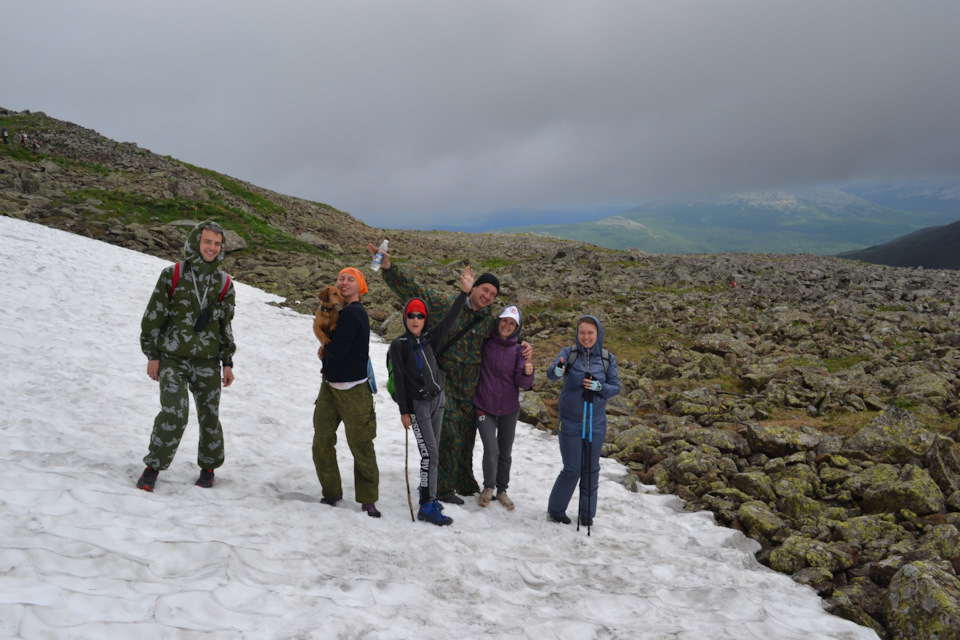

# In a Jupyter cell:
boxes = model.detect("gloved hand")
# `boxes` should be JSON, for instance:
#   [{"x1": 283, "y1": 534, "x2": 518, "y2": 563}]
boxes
[
  {"x1": 586, "y1": 379, "x2": 602, "y2": 392},
  {"x1": 554, "y1": 365, "x2": 564, "y2": 377}
]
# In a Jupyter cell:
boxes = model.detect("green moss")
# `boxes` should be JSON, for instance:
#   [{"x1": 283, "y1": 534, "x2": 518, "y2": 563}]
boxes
[
  {"x1": 67, "y1": 188, "x2": 325, "y2": 255},
  {"x1": 52, "y1": 156, "x2": 112, "y2": 175},
  {"x1": 479, "y1": 257, "x2": 515, "y2": 270},
  {"x1": 822, "y1": 355, "x2": 870, "y2": 373},
  {"x1": 179, "y1": 162, "x2": 287, "y2": 217},
  {"x1": 0, "y1": 145, "x2": 43, "y2": 162},
  {"x1": 640, "y1": 284, "x2": 728, "y2": 295}
]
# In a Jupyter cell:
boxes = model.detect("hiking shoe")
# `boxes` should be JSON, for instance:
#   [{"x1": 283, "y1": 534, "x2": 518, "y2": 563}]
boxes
[
  {"x1": 438, "y1": 493, "x2": 465, "y2": 505},
  {"x1": 579, "y1": 516, "x2": 593, "y2": 527},
  {"x1": 320, "y1": 494, "x2": 343, "y2": 506},
  {"x1": 195, "y1": 469, "x2": 215, "y2": 488},
  {"x1": 478, "y1": 488, "x2": 494, "y2": 507},
  {"x1": 549, "y1": 513, "x2": 571, "y2": 525},
  {"x1": 362, "y1": 503, "x2": 382, "y2": 518},
  {"x1": 417, "y1": 500, "x2": 453, "y2": 526},
  {"x1": 137, "y1": 467, "x2": 159, "y2": 492},
  {"x1": 496, "y1": 492, "x2": 515, "y2": 511}
]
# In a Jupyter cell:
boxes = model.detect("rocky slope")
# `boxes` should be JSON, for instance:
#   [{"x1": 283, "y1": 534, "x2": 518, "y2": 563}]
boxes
[
  {"x1": 3, "y1": 107, "x2": 960, "y2": 639},
  {"x1": 839, "y1": 220, "x2": 960, "y2": 269}
]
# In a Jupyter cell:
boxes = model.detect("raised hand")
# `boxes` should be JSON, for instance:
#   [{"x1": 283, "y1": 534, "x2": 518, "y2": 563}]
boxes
[
  {"x1": 459, "y1": 266, "x2": 476, "y2": 293},
  {"x1": 554, "y1": 358, "x2": 565, "y2": 377}
]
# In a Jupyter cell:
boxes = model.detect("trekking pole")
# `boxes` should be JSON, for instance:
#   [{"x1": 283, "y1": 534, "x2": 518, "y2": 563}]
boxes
[
  {"x1": 577, "y1": 397, "x2": 588, "y2": 532},
  {"x1": 581, "y1": 373, "x2": 597, "y2": 536},
  {"x1": 405, "y1": 428, "x2": 415, "y2": 522},
  {"x1": 587, "y1": 401, "x2": 594, "y2": 537}
]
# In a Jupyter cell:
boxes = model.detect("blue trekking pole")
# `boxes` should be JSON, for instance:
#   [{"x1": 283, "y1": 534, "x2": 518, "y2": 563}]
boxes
[{"x1": 579, "y1": 372, "x2": 597, "y2": 535}]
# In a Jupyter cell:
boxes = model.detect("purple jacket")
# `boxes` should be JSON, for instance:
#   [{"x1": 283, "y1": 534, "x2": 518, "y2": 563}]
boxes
[{"x1": 473, "y1": 334, "x2": 534, "y2": 417}]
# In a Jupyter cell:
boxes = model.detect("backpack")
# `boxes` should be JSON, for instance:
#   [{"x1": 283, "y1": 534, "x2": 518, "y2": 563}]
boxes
[
  {"x1": 168, "y1": 261, "x2": 231, "y2": 303},
  {"x1": 565, "y1": 344, "x2": 610, "y2": 375},
  {"x1": 385, "y1": 350, "x2": 398, "y2": 403}
]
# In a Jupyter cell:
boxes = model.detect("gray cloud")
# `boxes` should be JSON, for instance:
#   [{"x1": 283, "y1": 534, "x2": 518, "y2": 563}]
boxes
[{"x1": 5, "y1": 1, "x2": 959, "y2": 227}]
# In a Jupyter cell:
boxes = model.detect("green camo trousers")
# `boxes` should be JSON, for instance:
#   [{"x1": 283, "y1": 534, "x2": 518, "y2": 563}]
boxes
[
  {"x1": 143, "y1": 357, "x2": 224, "y2": 471},
  {"x1": 312, "y1": 380, "x2": 379, "y2": 504},
  {"x1": 437, "y1": 393, "x2": 480, "y2": 498}
]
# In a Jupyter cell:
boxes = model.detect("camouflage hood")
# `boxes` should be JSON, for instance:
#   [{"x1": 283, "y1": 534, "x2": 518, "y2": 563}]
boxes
[{"x1": 183, "y1": 220, "x2": 225, "y2": 276}]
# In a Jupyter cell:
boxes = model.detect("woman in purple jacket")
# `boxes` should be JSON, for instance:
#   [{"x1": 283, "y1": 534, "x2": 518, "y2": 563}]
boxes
[{"x1": 473, "y1": 306, "x2": 535, "y2": 510}]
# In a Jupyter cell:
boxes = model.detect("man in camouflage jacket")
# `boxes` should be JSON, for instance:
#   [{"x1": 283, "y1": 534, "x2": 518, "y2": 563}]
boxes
[{"x1": 136, "y1": 220, "x2": 236, "y2": 492}]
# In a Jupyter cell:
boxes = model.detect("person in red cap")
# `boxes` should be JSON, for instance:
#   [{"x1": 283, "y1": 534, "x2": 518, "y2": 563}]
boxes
[
  {"x1": 388, "y1": 267, "x2": 476, "y2": 525},
  {"x1": 312, "y1": 267, "x2": 382, "y2": 517}
]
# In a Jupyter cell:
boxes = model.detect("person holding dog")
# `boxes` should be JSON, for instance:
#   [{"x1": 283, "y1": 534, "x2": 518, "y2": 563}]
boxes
[
  {"x1": 368, "y1": 243, "x2": 531, "y2": 505},
  {"x1": 389, "y1": 266, "x2": 475, "y2": 526},
  {"x1": 136, "y1": 220, "x2": 236, "y2": 492},
  {"x1": 312, "y1": 267, "x2": 382, "y2": 517}
]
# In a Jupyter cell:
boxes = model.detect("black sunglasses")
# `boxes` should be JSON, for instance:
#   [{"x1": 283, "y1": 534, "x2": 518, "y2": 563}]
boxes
[{"x1": 406, "y1": 312, "x2": 426, "y2": 320}]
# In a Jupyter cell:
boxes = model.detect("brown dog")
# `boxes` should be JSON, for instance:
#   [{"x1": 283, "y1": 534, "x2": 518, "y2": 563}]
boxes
[{"x1": 313, "y1": 285, "x2": 344, "y2": 345}]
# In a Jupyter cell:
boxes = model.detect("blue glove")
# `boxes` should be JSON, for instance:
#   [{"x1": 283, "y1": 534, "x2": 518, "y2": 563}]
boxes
[
  {"x1": 586, "y1": 379, "x2": 602, "y2": 392},
  {"x1": 554, "y1": 365, "x2": 564, "y2": 377}
]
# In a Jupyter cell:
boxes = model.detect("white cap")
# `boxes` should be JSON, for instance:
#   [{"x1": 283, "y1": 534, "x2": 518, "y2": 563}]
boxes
[{"x1": 498, "y1": 306, "x2": 521, "y2": 324}]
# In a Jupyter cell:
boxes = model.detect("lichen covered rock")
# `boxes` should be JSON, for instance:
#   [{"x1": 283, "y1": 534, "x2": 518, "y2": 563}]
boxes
[{"x1": 885, "y1": 560, "x2": 960, "y2": 640}]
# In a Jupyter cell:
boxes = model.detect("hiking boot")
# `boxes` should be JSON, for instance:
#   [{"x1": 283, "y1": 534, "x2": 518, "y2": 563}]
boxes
[
  {"x1": 417, "y1": 500, "x2": 453, "y2": 526},
  {"x1": 478, "y1": 488, "x2": 494, "y2": 507},
  {"x1": 320, "y1": 493, "x2": 342, "y2": 506},
  {"x1": 195, "y1": 469, "x2": 215, "y2": 488},
  {"x1": 549, "y1": 513, "x2": 571, "y2": 525},
  {"x1": 362, "y1": 503, "x2": 382, "y2": 518},
  {"x1": 137, "y1": 467, "x2": 159, "y2": 492},
  {"x1": 438, "y1": 493, "x2": 465, "y2": 505},
  {"x1": 496, "y1": 491, "x2": 515, "y2": 511},
  {"x1": 579, "y1": 516, "x2": 593, "y2": 527}
]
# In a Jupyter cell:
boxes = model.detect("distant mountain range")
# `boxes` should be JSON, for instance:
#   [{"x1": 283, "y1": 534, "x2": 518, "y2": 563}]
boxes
[
  {"x1": 838, "y1": 179, "x2": 960, "y2": 216},
  {"x1": 489, "y1": 181, "x2": 960, "y2": 256}
]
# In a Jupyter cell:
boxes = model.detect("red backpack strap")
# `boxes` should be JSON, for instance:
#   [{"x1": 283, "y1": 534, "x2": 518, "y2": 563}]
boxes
[
  {"x1": 217, "y1": 274, "x2": 232, "y2": 302},
  {"x1": 168, "y1": 261, "x2": 182, "y2": 300}
]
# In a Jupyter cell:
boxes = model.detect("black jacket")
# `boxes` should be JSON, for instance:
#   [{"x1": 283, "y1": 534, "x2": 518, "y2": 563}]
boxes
[
  {"x1": 322, "y1": 301, "x2": 370, "y2": 383},
  {"x1": 389, "y1": 292, "x2": 467, "y2": 415}
]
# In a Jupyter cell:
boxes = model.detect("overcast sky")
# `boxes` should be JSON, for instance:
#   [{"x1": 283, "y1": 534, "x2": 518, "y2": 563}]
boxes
[{"x1": 4, "y1": 1, "x2": 960, "y2": 228}]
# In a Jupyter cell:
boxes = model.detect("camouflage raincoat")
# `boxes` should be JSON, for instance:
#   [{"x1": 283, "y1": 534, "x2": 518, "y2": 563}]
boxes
[{"x1": 139, "y1": 221, "x2": 236, "y2": 471}]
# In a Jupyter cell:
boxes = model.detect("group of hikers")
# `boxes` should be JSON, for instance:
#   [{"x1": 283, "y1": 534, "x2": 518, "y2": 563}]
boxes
[
  {"x1": 134, "y1": 220, "x2": 621, "y2": 529},
  {"x1": 1, "y1": 126, "x2": 41, "y2": 151}
]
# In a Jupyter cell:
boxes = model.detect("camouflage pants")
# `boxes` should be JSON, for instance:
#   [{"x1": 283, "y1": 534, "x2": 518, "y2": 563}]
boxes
[
  {"x1": 143, "y1": 356, "x2": 224, "y2": 471},
  {"x1": 312, "y1": 380, "x2": 379, "y2": 504},
  {"x1": 438, "y1": 393, "x2": 480, "y2": 498}
]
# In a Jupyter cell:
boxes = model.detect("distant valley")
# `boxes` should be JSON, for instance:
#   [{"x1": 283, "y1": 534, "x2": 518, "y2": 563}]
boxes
[{"x1": 488, "y1": 182, "x2": 960, "y2": 256}]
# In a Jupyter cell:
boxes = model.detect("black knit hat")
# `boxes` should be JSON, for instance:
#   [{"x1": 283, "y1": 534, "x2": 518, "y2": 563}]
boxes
[{"x1": 474, "y1": 272, "x2": 500, "y2": 294}]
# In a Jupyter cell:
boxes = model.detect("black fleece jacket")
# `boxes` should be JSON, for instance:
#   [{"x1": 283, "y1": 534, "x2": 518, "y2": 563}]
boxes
[{"x1": 321, "y1": 301, "x2": 370, "y2": 383}]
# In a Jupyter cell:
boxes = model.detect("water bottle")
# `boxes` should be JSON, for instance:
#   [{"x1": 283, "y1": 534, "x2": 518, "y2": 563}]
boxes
[{"x1": 370, "y1": 239, "x2": 388, "y2": 271}]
